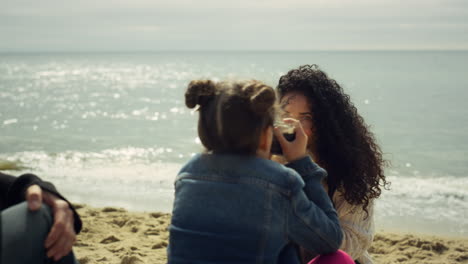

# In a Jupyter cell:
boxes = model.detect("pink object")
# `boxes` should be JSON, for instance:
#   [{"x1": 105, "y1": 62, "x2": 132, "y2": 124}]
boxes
[{"x1": 307, "y1": 250, "x2": 355, "y2": 264}]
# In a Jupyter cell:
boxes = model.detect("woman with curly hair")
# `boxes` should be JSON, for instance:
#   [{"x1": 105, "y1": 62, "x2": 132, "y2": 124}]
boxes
[
  {"x1": 168, "y1": 79, "x2": 355, "y2": 264},
  {"x1": 273, "y1": 65, "x2": 389, "y2": 264}
]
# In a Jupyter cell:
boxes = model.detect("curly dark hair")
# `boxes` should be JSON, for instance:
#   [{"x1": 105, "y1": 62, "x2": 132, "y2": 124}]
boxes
[{"x1": 277, "y1": 65, "x2": 389, "y2": 215}]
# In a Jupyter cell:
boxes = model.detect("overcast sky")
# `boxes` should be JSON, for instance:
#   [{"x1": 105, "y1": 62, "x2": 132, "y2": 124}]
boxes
[{"x1": 1, "y1": 0, "x2": 467, "y2": 51}]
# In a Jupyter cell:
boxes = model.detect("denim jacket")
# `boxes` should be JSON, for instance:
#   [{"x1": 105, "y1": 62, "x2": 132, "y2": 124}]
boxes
[{"x1": 168, "y1": 153, "x2": 343, "y2": 264}]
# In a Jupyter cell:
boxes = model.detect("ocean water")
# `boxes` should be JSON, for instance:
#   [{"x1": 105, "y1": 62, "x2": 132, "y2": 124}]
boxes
[{"x1": 1, "y1": 51, "x2": 467, "y2": 237}]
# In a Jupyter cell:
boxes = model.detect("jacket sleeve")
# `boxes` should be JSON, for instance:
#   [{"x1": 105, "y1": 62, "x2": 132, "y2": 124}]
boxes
[
  {"x1": 0, "y1": 172, "x2": 16, "y2": 209},
  {"x1": 285, "y1": 156, "x2": 343, "y2": 255},
  {"x1": 0, "y1": 172, "x2": 83, "y2": 234}
]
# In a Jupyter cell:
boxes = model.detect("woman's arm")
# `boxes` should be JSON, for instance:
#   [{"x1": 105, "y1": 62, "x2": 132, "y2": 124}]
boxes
[
  {"x1": 1, "y1": 172, "x2": 83, "y2": 261},
  {"x1": 0, "y1": 172, "x2": 82, "y2": 234},
  {"x1": 335, "y1": 195, "x2": 375, "y2": 261},
  {"x1": 285, "y1": 156, "x2": 343, "y2": 255}
]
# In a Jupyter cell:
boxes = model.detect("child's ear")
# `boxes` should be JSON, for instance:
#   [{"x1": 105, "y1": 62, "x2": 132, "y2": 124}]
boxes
[{"x1": 257, "y1": 126, "x2": 273, "y2": 158}]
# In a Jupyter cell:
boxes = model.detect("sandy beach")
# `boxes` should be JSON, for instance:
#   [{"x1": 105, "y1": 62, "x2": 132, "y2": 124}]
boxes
[{"x1": 72, "y1": 204, "x2": 468, "y2": 264}]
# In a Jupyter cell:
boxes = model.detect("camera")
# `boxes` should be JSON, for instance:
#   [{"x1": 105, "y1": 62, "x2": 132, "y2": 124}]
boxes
[
  {"x1": 271, "y1": 133, "x2": 296, "y2": 155},
  {"x1": 270, "y1": 121, "x2": 296, "y2": 155}
]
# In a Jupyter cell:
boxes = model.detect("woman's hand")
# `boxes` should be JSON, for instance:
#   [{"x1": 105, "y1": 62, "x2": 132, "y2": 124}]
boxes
[
  {"x1": 270, "y1": 154, "x2": 287, "y2": 164},
  {"x1": 26, "y1": 185, "x2": 77, "y2": 261},
  {"x1": 273, "y1": 118, "x2": 308, "y2": 162}
]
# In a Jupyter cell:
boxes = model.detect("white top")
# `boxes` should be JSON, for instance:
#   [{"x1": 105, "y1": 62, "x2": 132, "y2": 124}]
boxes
[
  {"x1": 328, "y1": 187, "x2": 375, "y2": 264},
  {"x1": 272, "y1": 155, "x2": 375, "y2": 263}
]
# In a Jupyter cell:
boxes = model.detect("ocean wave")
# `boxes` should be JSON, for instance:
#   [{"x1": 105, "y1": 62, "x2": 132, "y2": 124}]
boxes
[
  {"x1": 1, "y1": 148, "x2": 188, "y2": 168},
  {"x1": 1, "y1": 149, "x2": 467, "y2": 235},
  {"x1": 375, "y1": 175, "x2": 468, "y2": 236}
]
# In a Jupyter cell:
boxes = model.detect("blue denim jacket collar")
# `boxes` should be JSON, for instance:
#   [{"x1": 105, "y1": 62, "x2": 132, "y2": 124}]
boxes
[{"x1": 177, "y1": 153, "x2": 303, "y2": 197}]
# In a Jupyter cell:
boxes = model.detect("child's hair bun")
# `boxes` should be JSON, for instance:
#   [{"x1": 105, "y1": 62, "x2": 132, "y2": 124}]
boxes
[
  {"x1": 242, "y1": 82, "x2": 276, "y2": 115},
  {"x1": 185, "y1": 80, "x2": 216, "y2": 109}
]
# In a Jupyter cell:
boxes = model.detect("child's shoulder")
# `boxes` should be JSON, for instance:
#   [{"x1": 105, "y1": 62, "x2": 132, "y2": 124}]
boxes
[
  {"x1": 178, "y1": 153, "x2": 305, "y2": 193},
  {"x1": 259, "y1": 158, "x2": 306, "y2": 192}
]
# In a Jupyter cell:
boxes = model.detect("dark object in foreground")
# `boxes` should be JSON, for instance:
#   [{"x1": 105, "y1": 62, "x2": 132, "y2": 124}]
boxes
[{"x1": 271, "y1": 133, "x2": 296, "y2": 155}]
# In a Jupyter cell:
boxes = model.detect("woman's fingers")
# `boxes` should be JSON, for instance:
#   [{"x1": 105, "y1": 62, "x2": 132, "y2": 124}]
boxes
[
  {"x1": 273, "y1": 126, "x2": 288, "y2": 146},
  {"x1": 276, "y1": 118, "x2": 308, "y2": 162},
  {"x1": 44, "y1": 202, "x2": 67, "y2": 248},
  {"x1": 25, "y1": 185, "x2": 43, "y2": 211},
  {"x1": 292, "y1": 119, "x2": 307, "y2": 141},
  {"x1": 43, "y1": 192, "x2": 75, "y2": 250},
  {"x1": 282, "y1": 118, "x2": 306, "y2": 140},
  {"x1": 47, "y1": 223, "x2": 75, "y2": 261},
  {"x1": 45, "y1": 201, "x2": 76, "y2": 261},
  {"x1": 48, "y1": 229, "x2": 75, "y2": 261}
]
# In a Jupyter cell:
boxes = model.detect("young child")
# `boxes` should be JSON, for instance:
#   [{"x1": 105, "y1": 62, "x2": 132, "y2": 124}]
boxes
[{"x1": 168, "y1": 80, "x2": 354, "y2": 264}]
